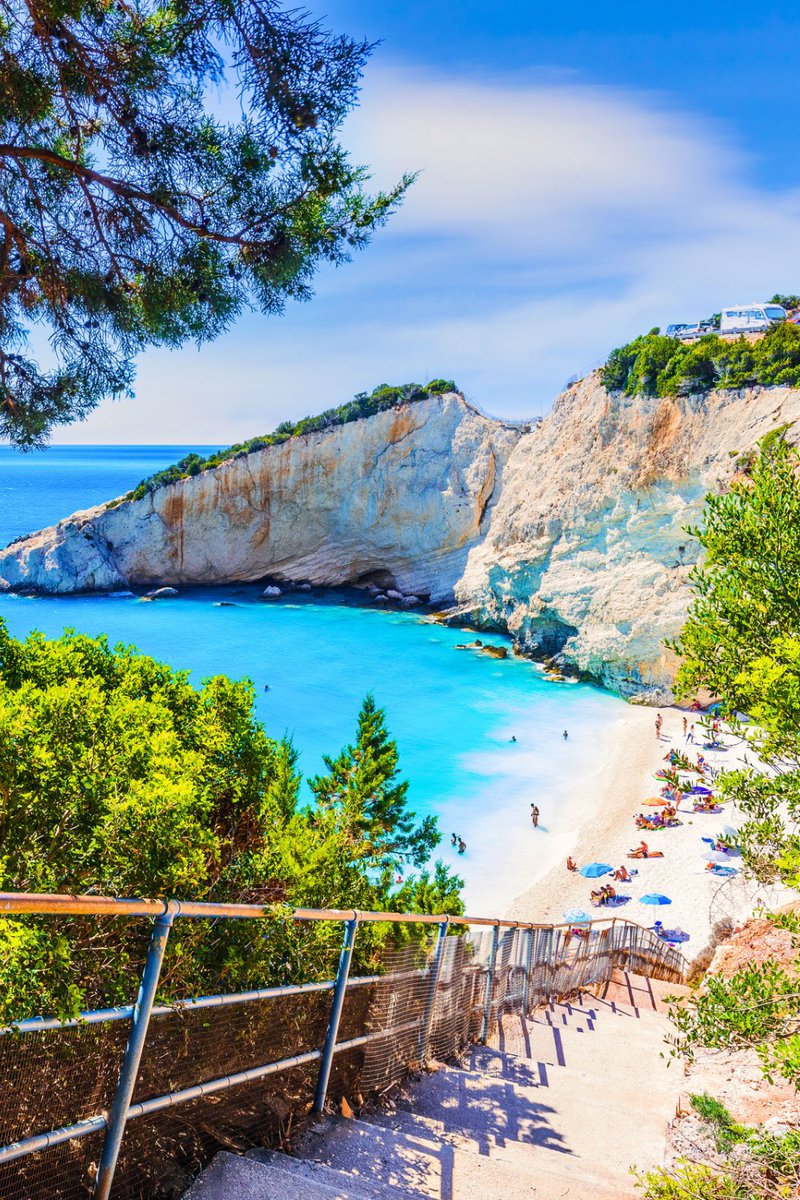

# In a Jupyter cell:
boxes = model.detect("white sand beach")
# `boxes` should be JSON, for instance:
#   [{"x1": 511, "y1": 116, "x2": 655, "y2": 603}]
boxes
[{"x1": 506, "y1": 705, "x2": 792, "y2": 955}]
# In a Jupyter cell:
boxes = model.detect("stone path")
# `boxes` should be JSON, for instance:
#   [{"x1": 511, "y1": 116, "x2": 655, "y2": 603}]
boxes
[{"x1": 185, "y1": 970, "x2": 689, "y2": 1200}]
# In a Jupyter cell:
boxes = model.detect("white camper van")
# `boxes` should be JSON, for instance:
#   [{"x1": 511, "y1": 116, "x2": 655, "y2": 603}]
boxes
[{"x1": 719, "y1": 303, "x2": 787, "y2": 334}]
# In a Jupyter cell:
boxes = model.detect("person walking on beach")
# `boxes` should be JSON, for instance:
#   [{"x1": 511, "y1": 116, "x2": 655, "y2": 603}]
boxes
[
  {"x1": 563, "y1": 729, "x2": 568, "y2": 740},
  {"x1": 655, "y1": 713, "x2": 663, "y2": 739},
  {"x1": 687, "y1": 723, "x2": 695, "y2": 743},
  {"x1": 530, "y1": 803, "x2": 540, "y2": 828}
]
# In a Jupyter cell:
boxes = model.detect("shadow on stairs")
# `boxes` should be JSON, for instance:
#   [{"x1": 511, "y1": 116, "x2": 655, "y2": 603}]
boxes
[{"x1": 184, "y1": 972, "x2": 688, "y2": 1200}]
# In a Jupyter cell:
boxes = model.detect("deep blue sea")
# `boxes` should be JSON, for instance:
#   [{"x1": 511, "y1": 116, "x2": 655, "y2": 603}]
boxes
[{"x1": 0, "y1": 445, "x2": 626, "y2": 912}]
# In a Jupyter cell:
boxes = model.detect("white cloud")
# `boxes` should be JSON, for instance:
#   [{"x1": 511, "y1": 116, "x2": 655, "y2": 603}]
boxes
[{"x1": 54, "y1": 63, "x2": 800, "y2": 442}]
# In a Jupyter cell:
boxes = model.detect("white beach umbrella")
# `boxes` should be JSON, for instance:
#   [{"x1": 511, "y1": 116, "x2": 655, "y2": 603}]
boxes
[{"x1": 701, "y1": 850, "x2": 735, "y2": 865}]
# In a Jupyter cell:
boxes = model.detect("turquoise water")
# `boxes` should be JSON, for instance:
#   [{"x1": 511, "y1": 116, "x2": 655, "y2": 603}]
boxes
[{"x1": 0, "y1": 447, "x2": 627, "y2": 912}]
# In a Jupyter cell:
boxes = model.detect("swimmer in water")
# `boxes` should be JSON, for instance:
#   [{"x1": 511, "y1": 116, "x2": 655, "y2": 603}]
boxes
[
  {"x1": 510, "y1": 735, "x2": 517, "y2": 743},
  {"x1": 457, "y1": 837, "x2": 466, "y2": 855}
]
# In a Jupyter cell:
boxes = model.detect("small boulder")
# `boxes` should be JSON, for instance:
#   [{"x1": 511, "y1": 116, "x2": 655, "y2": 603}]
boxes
[
  {"x1": 400, "y1": 595, "x2": 421, "y2": 608},
  {"x1": 146, "y1": 586, "x2": 179, "y2": 600},
  {"x1": 385, "y1": 589, "x2": 404, "y2": 601},
  {"x1": 297, "y1": 583, "x2": 312, "y2": 592},
  {"x1": 262, "y1": 585, "x2": 282, "y2": 598}
]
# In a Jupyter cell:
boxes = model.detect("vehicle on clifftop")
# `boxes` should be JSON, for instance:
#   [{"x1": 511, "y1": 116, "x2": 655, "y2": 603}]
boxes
[{"x1": 719, "y1": 302, "x2": 787, "y2": 333}]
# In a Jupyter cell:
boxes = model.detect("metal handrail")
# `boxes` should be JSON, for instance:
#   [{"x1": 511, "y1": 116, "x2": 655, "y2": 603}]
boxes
[
  {"x1": 0, "y1": 891, "x2": 687, "y2": 942},
  {"x1": 0, "y1": 891, "x2": 687, "y2": 1198}
]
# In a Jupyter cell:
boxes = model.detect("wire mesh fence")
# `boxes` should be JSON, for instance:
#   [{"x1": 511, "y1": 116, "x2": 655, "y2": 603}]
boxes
[{"x1": 0, "y1": 898, "x2": 686, "y2": 1200}]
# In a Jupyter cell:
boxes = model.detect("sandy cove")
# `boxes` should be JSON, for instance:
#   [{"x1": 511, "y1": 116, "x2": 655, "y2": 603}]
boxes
[{"x1": 506, "y1": 705, "x2": 792, "y2": 954}]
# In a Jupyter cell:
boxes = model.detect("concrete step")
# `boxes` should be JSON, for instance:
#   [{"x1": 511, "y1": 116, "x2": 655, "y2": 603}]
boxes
[
  {"x1": 183, "y1": 1149, "x2": 389, "y2": 1200},
  {"x1": 301, "y1": 1116, "x2": 640, "y2": 1198},
  {"x1": 491, "y1": 1011, "x2": 677, "y2": 1074},
  {"x1": 246, "y1": 1146, "x2": 413, "y2": 1200},
  {"x1": 391, "y1": 1063, "x2": 675, "y2": 1161},
  {"x1": 468, "y1": 1044, "x2": 679, "y2": 1099},
  {"x1": 596, "y1": 971, "x2": 691, "y2": 1014},
  {"x1": 364, "y1": 1108, "x2": 647, "y2": 1198}
]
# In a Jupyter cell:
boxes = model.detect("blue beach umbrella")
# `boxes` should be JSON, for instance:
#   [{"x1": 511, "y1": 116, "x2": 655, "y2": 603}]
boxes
[
  {"x1": 563, "y1": 908, "x2": 592, "y2": 923},
  {"x1": 578, "y1": 862, "x2": 613, "y2": 878},
  {"x1": 640, "y1": 893, "x2": 672, "y2": 906},
  {"x1": 689, "y1": 785, "x2": 714, "y2": 796}
]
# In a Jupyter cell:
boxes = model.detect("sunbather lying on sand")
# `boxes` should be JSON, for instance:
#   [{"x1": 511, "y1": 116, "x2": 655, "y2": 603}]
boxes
[{"x1": 628, "y1": 841, "x2": 665, "y2": 859}]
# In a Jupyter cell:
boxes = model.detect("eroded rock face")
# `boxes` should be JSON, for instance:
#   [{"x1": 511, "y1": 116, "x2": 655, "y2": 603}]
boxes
[
  {"x1": 457, "y1": 373, "x2": 800, "y2": 699},
  {"x1": 0, "y1": 394, "x2": 520, "y2": 605},
  {"x1": 3, "y1": 378, "x2": 800, "y2": 701}
]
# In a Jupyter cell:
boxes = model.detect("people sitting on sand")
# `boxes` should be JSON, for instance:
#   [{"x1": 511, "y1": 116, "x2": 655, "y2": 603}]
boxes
[
  {"x1": 590, "y1": 885, "x2": 618, "y2": 907},
  {"x1": 612, "y1": 865, "x2": 632, "y2": 882},
  {"x1": 628, "y1": 843, "x2": 665, "y2": 859},
  {"x1": 693, "y1": 797, "x2": 718, "y2": 813},
  {"x1": 566, "y1": 856, "x2": 578, "y2": 872},
  {"x1": 697, "y1": 754, "x2": 708, "y2": 773}
]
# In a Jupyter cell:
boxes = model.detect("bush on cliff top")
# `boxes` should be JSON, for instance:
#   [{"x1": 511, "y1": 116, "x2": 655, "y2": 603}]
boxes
[
  {"x1": 128, "y1": 379, "x2": 460, "y2": 502},
  {"x1": 0, "y1": 621, "x2": 462, "y2": 1020},
  {"x1": 602, "y1": 322, "x2": 800, "y2": 398}
]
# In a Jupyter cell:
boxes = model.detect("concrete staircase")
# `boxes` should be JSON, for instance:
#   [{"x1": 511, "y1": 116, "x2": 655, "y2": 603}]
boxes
[{"x1": 184, "y1": 970, "x2": 689, "y2": 1200}]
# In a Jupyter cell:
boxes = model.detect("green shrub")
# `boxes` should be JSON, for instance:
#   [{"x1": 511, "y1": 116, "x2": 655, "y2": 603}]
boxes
[
  {"x1": 602, "y1": 323, "x2": 800, "y2": 399},
  {"x1": 635, "y1": 1164, "x2": 746, "y2": 1199},
  {"x1": 126, "y1": 379, "x2": 461, "y2": 502},
  {"x1": 0, "y1": 623, "x2": 461, "y2": 1020}
]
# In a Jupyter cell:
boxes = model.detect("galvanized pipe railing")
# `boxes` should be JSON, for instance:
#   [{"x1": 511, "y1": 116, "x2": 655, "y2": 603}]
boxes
[{"x1": 0, "y1": 892, "x2": 687, "y2": 1198}]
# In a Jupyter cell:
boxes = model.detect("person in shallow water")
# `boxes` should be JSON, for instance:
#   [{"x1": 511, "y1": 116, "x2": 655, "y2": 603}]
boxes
[
  {"x1": 563, "y1": 730, "x2": 568, "y2": 740},
  {"x1": 510, "y1": 735, "x2": 517, "y2": 743},
  {"x1": 450, "y1": 833, "x2": 457, "y2": 846},
  {"x1": 457, "y1": 838, "x2": 466, "y2": 855},
  {"x1": 530, "y1": 803, "x2": 540, "y2": 828}
]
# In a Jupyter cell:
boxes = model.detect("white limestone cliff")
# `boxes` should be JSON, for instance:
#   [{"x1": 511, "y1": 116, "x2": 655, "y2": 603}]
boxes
[
  {"x1": 2, "y1": 377, "x2": 798, "y2": 701},
  {"x1": 458, "y1": 372, "x2": 800, "y2": 700},
  {"x1": 0, "y1": 393, "x2": 520, "y2": 604}
]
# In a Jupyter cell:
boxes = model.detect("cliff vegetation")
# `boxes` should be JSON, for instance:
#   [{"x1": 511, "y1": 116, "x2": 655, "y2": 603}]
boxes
[
  {"x1": 603, "y1": 322, "x2": 800, "y2": 398},
  {"x1": 127, "y1": 378, "x2": 459, "y2": 501}
]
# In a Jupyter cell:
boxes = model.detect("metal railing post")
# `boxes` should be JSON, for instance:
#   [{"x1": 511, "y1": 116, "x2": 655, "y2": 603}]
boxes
[
  {"x1": 94, "y1": 903, "x2": 179, "y2": 1200},
  {"x1": 417, "y1": 918, "x2": 449, "y2": 1063},
  {"x1": 313, "y1": 916, "x2": 358, "y2": 1114},
  {"x1": 479, "y1": 923, "x2": 500, "y2": 1043},
  {"x1": 520, "y1": 926, "x2": 534, "y2": 1014}
]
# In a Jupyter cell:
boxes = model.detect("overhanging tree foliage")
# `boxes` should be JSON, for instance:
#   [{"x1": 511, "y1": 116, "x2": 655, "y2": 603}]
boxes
[
  {"x1": 667, "y1": 430, "x2": 800, "y2": 1092},
  {"x1": 0, "y1": 622, "x2": 461, "y2": 1020},
  {"x1": 673, "y1": 427, "x2": 800, "y2": 886},
  {"x1": 0, "y1": 0, "x2": 410, "y2": 447}
]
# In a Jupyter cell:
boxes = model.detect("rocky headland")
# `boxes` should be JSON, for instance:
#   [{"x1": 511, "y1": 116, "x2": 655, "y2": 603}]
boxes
[{"x1": 2, "y1": 376, "x2": 799, "y2": 701}]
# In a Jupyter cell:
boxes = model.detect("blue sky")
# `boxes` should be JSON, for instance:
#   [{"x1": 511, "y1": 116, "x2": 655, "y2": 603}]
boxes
[{"x1": 59, "y1": 2, "x2": 800, "y2": 442}]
